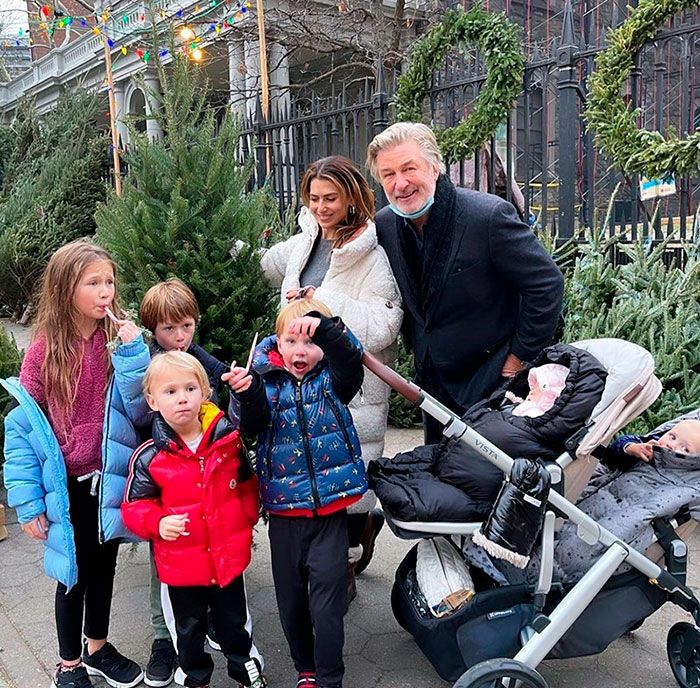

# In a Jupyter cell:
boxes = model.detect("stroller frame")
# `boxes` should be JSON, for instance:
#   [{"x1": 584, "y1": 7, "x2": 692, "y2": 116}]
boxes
[{"x1": 364, "y1": 352, "x2": 700, "y2": 687}]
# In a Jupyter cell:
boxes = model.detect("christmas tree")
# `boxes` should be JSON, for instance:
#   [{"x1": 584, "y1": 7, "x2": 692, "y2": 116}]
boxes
[
  {"x1": 95, "y1": 56, "x2": 279, "y2": 366},
  {"x1": 0, "y1": 327, "x2": 22, "y2": 463},
  {"x1": 0, "y1": 93, "x2": 108, "y2": 316},
  {"x1": 563, "y1": 233, "x2": 700, "y2": 432}
]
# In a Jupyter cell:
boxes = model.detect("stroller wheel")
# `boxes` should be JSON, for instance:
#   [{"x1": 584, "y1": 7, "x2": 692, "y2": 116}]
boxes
[
  {"x1": 453, "y1": 658, "x2": 548, "y2": 688},
  {"x1": 667, "y1": 622, "x2": 700, "y2": 688}
]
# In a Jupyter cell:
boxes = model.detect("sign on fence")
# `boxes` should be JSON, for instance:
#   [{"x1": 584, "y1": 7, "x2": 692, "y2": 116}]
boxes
[{"x1": 639, "y1": 175, "x2": 677, "y2": 201}]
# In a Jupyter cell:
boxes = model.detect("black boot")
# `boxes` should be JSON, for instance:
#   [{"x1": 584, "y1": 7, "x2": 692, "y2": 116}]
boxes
[{"x1": 355, "y1": 508, "x2": 385, "y2": 574}]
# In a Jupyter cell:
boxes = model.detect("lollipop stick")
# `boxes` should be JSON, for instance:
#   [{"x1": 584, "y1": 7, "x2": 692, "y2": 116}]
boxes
[
  {"x1": 104, "y1": 306, "x2": 120, "y2": 325},
  {"x1": 244, "y1": 333, "x2": 259, "y2": 373}
]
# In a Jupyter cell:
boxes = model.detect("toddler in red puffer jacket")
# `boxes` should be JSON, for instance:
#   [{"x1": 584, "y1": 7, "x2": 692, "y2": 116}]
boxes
[{"x1": 122, "y1": 351, "x2": 265, "y2": 688}]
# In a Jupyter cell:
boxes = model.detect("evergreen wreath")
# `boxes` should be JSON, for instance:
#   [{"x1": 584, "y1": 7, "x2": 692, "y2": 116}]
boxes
[
  {"x1": 394, "y1": 6, "x2": 524, "y2": 165},
  {"x1": 586, "y1": 0, "x2": 700, "y2": 178}
]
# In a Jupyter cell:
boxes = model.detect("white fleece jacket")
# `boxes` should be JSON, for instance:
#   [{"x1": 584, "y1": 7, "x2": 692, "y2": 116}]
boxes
[{"x1": 261, "y1": 207, "x2": 404, "y2": 511}]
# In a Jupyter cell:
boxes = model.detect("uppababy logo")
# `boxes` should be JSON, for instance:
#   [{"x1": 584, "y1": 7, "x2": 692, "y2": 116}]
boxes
[{"x1": 487, "y1": 609, "x2": 515, "y2": 620}]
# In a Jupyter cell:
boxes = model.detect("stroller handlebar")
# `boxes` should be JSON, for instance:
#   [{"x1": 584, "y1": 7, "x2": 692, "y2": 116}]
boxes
[{"x1": 362, "y1": 351, "x2": 423, "y2": 405}]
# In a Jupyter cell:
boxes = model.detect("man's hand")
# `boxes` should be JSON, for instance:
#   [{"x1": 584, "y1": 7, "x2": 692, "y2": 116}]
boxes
[
  {"x1": 21, "y1": 514, "x2": 48, "y2": 541},
  {"x1": 222, "y1": 361, "x2": 254, "y2": 394},
  {"x1": 288, "y1": 316, "x2": 321, "y2": 338},
  {"x1": 159, "y1": 514, "x2": 189, "y2": 541},
  {"x1": 116, "y1": 320, "x2": 141, "y2": 344},
  {"x1": 501, "y1": 352, "x2": 525, "y2": 378},
  {"x1": 624, "y1": 441, "x2": 657, "y2": 463}
]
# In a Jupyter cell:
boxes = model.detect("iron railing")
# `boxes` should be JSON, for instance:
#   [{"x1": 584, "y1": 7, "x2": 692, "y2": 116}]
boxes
[{"x1": 239, "y1": 0, "x2": 699, "y2": 241}]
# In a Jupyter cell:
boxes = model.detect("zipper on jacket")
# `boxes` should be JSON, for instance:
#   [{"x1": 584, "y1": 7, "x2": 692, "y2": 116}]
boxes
[
  {"x1": 323, "y1": 389, "x2": 356, "y2": 460},
  {"x1": 264, "y1": 408, "x2": 279, "y2": 481},
  {"x1": 97, "y1": 379, "x2": 115, "y2": 544},
  {"x1": 295, "y1": 382, "x2": 321, "y2": 508}
]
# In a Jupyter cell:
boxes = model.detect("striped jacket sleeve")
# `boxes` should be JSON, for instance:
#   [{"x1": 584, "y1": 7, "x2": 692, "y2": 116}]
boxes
[{"x1": 121, "y1": 442, "x2": 165, "y2": 540}]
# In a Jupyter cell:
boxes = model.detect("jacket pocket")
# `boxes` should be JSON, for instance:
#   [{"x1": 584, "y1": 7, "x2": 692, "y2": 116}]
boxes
[{"x1": 447, "y1": 256, "x2": 481, "y2": 277}]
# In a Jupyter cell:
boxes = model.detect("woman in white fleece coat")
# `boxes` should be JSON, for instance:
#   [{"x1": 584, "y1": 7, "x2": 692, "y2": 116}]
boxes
[{"x1": 261, "y1": 156, "x2": 403, "y2": 572}]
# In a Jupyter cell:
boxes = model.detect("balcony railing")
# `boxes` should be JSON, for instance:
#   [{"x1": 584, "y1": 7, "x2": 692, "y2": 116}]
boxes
[{"x1": 0, "y1": 0, "x2": 203, "y2": 111}]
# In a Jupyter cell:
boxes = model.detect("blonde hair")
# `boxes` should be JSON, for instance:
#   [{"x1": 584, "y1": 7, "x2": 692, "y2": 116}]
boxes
[
  {"x1": 33, "y1": 238, "x2": 119, "y2": 421},
  {"x1": 143, "y1": 351, "x2": 212, "y2": 401},
  {"x1": 139, "y1": 278, "x2": 200, "y2": 333},
  {"x1": 299, "y1": 156, "x2": 375, "y2": 249},
  {"x1": 366, "y1": 122, "x2": 446, "y2": 180},
  {"x1": 275, "y1": 298, "x2": 332, "y2": 337}
]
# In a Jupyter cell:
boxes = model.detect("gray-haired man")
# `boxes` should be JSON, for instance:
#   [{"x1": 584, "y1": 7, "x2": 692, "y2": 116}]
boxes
[{"x1": 367, "y1": 122, "x2": 564, "y2": 443}]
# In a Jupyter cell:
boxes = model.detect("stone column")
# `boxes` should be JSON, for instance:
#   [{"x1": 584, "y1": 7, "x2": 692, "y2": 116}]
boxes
[
  {"x1": 268, "y1": 41, "x2": 290, "y2": 112},
  {"x1": 142, "y1": 69, "x2": 164, "y2": 141},
  {"x1": 243, "y1": 37, "x2": 261, "y2": 118},
  {"x1": 228, "y1": 35, "x2": 247, "y2": 115},
  {"x1": 112, "y1": 79, "x2": 128, "y2": 149},
  {"x1": 267, "y1": 40, "x2": 294, "y2": 199}
]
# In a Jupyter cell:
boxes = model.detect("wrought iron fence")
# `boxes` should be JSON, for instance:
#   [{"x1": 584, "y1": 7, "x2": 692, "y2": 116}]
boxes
[{"x1": 239, "y1": 0, "x2": 699, "y2": 242}]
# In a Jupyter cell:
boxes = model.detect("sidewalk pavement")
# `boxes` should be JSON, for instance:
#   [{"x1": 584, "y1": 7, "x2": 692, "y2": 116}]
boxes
[{"x1": 1, "y1": 320, "x2": 698, "y2": 688}]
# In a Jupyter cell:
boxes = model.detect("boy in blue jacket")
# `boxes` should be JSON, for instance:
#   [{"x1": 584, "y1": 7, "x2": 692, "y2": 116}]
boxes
[{"x1": 224, "y1": 298, "x2": 367, "y2": 688}]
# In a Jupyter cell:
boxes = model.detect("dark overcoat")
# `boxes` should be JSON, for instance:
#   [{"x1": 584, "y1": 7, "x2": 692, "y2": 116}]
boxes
[{"x1": 375, "y1": 176, "x2": 564, "y2": 410}]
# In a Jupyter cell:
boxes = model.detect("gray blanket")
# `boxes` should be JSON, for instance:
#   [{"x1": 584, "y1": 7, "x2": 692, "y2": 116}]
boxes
[{"x1": 465, "y1": 446, "x2": 700, "y2": 586}]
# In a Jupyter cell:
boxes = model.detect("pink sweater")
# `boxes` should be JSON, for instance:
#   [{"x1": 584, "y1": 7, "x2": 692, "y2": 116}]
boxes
[{"x1": 20, "y1": 328, "x2": 109, "y2": 477}]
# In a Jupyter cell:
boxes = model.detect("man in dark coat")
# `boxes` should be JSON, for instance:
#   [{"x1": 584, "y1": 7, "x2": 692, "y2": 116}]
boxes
[{"x1": 367, "y1": 122, "x2": 564, "y2": 442}]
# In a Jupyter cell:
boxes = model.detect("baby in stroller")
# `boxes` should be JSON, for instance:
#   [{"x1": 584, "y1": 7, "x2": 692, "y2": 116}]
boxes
[
  {"x1": 468, "y1": 416, "x2": 700, "y2": 588},
  {"x1": 368, "y1": 342, "x2": 607, "y2": 527},
  {"x1": 371, "y1": 339, "x2": 700, "y2": 688}
]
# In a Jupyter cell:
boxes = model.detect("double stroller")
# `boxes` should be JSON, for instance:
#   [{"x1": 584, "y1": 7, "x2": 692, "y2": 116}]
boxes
[{"x1": 365, "y1": 338, "x2": 700, "y2": 688}]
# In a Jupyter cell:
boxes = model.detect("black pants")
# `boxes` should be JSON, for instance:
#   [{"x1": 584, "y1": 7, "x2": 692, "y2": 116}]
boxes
[
  {"x1": 55, "y1": 477, "x2": 119, "y2": 661},
  {"x1": 268, "y1": 511, "x2": 348, "y2": 688},
  {"x1": 346, "y1": 512, "x2": 367, "y2": 549},
  {"x1": 166, "y1": 576, "x2": 258, "y2": 687}
]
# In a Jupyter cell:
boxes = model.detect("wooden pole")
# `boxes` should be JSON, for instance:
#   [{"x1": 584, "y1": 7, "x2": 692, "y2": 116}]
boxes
[
  {"x1": 255, "y1": 0, "x2": 269, "y2": 118},
  {"x1": 255, "y1": 0, "x2": 271, "y2": 175},
  {"x1": 102, "y1": 31, "x2": 123, "y2": 196}
]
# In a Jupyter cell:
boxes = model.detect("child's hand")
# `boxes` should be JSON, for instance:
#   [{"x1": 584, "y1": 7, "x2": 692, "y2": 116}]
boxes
[
  {"x1": 624, "y1": 441, "x2": 656, "y2": 462},
  {"x1": 288, "y1": 316, "x2": 321, "y2": 338},
  {"x1": 116, "y1": 319, "x2": 141, "y2": 344},
  {"x1": 222, "y1": 362, "x2": 253, "y2": 394},
  {"x1": 21, "y1": 514, "x2": 48, "y2": 541},
  {"x1": 159, "y1": 514, "x2": 189, "y2": 541}
]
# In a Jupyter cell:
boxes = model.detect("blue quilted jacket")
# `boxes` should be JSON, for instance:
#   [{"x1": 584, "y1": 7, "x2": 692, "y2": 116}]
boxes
[
  {"x1": 238, "y1": 317, "x2": 368, "y2": 514},
  {"x1": 2, "y1": 335, "x2": 150, "y2": 590}
]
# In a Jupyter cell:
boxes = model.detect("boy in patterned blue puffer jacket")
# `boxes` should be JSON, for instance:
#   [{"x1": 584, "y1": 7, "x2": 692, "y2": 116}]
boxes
[{"x1": 224, "y1": 297, "x2": 367, "y2": 688}]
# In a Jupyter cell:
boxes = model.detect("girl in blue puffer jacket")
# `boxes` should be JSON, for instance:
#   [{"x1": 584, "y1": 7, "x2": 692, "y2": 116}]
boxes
[
  {"x1": 224, "y1": 298, "x2": 367, "y2": 688},
  {"x1": 2, "y1": 239, "x2": 148, "y2": 688}
]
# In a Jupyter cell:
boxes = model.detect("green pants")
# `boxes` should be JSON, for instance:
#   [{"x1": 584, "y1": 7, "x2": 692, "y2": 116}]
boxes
[{"x1": 150, "y1": 551, "x2": 171, "y2": 640}]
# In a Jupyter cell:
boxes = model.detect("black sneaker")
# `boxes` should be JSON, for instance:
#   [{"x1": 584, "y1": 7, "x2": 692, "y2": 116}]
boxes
[
  {"x1": 82, "y1": 642, "x2": 144, "y2": 688},
  {"x1": 52, "y1": 664, "x2": 94, "y2": 688},
  {"x1": 237, "y1": 677, "x2": 267, "y2": 688},
  {"x1": 145, "y1": 638, "x2": 176, "y2": 687},
  {"x1": 236, "y1": 658, "x2": 267, "y2": 688}
]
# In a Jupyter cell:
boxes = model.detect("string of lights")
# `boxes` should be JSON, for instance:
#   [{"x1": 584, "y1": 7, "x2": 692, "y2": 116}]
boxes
[{"x1": 10, "y1": 1, "x2": 253, "y2": 62}]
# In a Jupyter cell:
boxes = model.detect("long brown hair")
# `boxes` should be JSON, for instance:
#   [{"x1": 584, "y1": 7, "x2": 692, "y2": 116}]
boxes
[
  {"x1": 299, "y1": 156, "x2": 375, "y2": 248},
  {"x1": 33, "y1": 238, "x2": 120, "y2": 422}
]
